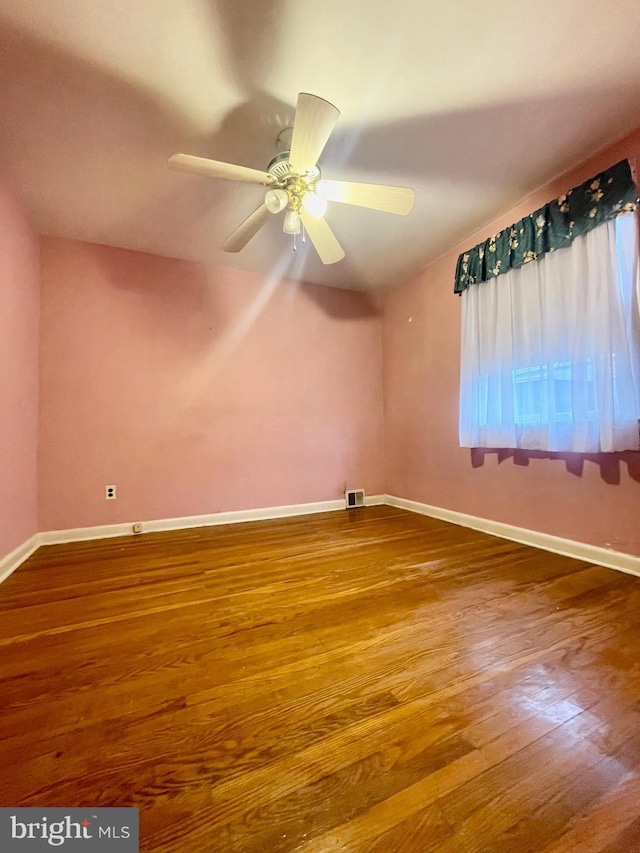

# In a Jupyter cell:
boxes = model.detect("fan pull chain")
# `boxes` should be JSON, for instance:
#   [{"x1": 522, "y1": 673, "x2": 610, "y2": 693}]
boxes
[{"x1": 293, "y1": 233, "x2": 297, "y2": 252}]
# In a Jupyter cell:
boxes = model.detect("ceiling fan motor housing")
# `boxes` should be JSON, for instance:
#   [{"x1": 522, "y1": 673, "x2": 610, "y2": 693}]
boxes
[{"x1": 267, "y1": 152, "x2": 321, "y2": 211}]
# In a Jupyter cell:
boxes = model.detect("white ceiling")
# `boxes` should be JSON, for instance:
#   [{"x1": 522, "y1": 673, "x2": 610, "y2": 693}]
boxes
[{"x1": 1, "y1": 0, "x2": 640, "y2": 290}]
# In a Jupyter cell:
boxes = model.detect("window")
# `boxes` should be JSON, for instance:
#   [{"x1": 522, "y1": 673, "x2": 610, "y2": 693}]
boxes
[{"x1": 459, "y1": 212, "x2": 640, "y2": 452}]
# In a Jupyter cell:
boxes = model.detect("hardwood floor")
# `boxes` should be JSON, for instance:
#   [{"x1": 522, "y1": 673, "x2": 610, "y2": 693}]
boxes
[{"x1": 1, "y1": 506, "x2": 640, "y2": 851}]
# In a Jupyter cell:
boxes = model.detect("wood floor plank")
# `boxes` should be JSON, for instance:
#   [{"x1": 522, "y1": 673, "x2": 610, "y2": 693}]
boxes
[{"x1": 1, "y1": 506, "x2": 639, "y2": 851}]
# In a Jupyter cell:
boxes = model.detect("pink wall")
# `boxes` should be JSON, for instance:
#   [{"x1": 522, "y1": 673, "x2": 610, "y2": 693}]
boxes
[
  {"x1": 39, "y1": 240, "x2": 384, "y2": 530},
  {"x1": 383, "y1": 127, "x2": 640, "y2": 557},
  {"x1": 0, "y1": 172, "x2": 40, "y2": 559}
]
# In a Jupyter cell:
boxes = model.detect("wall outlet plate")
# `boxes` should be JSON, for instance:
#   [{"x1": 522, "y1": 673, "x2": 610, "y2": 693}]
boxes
[
  {"x1": 106, "y1": 485, "x2": 116, "y2": 500},
  {"x1": 132, "y1": 522, "x2": 143, "y2": 534}
]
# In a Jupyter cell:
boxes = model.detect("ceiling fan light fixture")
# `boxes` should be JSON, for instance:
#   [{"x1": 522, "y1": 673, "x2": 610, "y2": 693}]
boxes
[
  {"x1": 264, "y1": 188, "x2": 288, "y2": 213},
  {"x1": 302, "y1": 190, "x2": 328, "y2": 218},
  {"x1": 283, "y1": 209, "x2": 301, "y2": 234}
]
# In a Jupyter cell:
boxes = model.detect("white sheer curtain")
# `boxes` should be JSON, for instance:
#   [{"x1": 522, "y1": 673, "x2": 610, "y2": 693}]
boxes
[{"x1": 459, "y1": 212, "x2": 640, "y2": 452}]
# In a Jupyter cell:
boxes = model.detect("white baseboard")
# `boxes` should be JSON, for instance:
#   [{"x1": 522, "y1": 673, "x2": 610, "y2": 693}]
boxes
[
  {"x1": 0, "y1": 534, "x2": 40, "y2": 586},
  {"x1": 38, "y1": 494, "x2": 386, "y2": 547},
  {"x1": 6, "y1": 492, "x2": 636, "y2": 586},
  {"x1": 385, "y1": 494, "x2": 640, "y2": 578}
]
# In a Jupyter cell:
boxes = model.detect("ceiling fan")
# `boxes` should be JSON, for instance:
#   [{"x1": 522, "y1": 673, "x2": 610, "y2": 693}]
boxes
[{"x1": 167, "y1": 93, "x2": 415, "y2": 265}]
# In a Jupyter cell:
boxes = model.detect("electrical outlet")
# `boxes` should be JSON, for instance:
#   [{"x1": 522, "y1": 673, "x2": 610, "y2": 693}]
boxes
[
  {"x1": 105, "y1": 485, "x2": 116, "y2": 500},
  {"x1": 132, "y1": 522, "x2": 143, "y2": 534}
]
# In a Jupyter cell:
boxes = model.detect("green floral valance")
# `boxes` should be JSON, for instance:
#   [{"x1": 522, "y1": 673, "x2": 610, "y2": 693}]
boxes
[{"x1": 454, "y1": 159, "x2": 639, "y2": 294}]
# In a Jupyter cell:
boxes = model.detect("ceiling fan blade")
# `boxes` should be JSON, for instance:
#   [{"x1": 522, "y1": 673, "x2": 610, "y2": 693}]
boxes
[
  {"x1": 222, "y1": 204, "x2": 272, "y2": 253},
  {"x1": 289, "y1": 93, "x2": 340, "y2": 175},
  {"x1": 319, "y1": 180, "x2": 415, "y2": 215},
  {"x1": 299, "y1": 211, "x2": 345, "y2": 265},
  {"x1": 168, "y1": 154, "x2": 274, "y2": 185}
]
